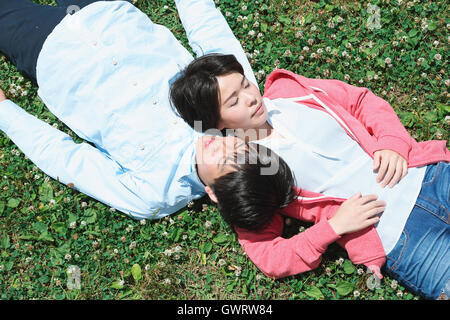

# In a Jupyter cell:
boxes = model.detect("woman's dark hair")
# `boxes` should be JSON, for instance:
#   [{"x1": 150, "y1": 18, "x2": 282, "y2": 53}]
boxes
[
  {"x1": 169, "y1": 53, "x2": 244, "y2": 132},
  {"x1": 210, "y1": 144, "x2": 298, "y2": 231}
]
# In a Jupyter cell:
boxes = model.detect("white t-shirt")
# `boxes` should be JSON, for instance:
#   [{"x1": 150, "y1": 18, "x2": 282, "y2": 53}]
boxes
[{"x1": 252, "y1": 97, "x2": 427, "y2": 254}]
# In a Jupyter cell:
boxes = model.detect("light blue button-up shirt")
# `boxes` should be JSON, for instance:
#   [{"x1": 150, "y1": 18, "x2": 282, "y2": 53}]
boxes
[{"x1": 0, "y1": 0, "x2": 256, "y2": 220}]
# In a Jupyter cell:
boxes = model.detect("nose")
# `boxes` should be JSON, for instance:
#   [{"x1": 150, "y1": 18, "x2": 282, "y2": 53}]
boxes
[{"x1": 243, "y1": 91, "x2": 257, "y2": 108}]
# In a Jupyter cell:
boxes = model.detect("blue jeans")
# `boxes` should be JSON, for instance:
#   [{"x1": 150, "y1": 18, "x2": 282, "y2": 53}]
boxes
[{"x1": 384, "y1": 161, "x2": 450, "y2": 300}]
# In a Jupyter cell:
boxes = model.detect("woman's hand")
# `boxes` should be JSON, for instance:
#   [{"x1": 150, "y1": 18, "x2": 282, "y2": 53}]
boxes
[
  {"x1": 0, "y1": 88, "x2": 6, "y2": 103},
  {"x1": 373, "y1": 149, "x2": 408, "y2": 188},
  {"x1": 328, "y1": 192, "x2": 386, "y2": 236}
]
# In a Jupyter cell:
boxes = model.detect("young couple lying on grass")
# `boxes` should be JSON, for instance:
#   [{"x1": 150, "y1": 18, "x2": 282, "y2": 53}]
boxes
[{"x1": 0, "y1": 0, "x2": 448, "y2": 300}]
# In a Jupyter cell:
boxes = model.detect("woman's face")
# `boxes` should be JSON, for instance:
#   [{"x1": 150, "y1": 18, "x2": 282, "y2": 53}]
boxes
[{"x1": 216, "y1": 72, "x2": 267, "y2": 131}]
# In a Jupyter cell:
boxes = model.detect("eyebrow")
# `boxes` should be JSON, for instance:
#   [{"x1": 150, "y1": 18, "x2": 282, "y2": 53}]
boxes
[{"x1": 223, "y1": 75, "x2": 246, "y2": 105}]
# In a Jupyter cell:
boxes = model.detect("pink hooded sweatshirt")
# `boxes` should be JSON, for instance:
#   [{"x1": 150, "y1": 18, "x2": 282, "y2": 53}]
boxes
[{"x1": 235, "y1": 69, "x2": 450, "y2": 279}]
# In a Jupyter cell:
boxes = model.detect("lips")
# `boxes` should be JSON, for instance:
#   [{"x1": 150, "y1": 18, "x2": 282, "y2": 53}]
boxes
[
  {"x1": 205, "y1": 136, "x2": 215, "y2": 148},
  {"x1": 252, "y1": 103, "x2": 263, "y2": 117}
]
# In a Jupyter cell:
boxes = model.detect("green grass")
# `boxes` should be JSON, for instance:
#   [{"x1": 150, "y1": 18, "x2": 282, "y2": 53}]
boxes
[{"x1": 0, "y1": 0, "x2": 448, "y2": 300}]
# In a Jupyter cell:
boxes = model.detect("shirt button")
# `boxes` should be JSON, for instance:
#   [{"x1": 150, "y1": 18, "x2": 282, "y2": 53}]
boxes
[
  {"x1": 92, "y1": 41, "x2": 97, "y2": 46},
  {"x1": 138, "y1": 145, "x2": 145, "y2": 151},
  {"x1": 172, "y1": 120, "x2": 178, "y2": 125},
  {"x1": 112, "y1": 59, "x2": 117, "y2": 66},
  {"x1": 132, "y1": 81, "x2": 138, "y2": 86},
  {"x1": 152, "y1": 99, "x2": 157, "y2": 105}
]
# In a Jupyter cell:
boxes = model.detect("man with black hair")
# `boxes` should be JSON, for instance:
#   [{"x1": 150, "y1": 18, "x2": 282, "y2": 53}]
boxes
[{"x1": 0, "y1": 0, "x2": 265, "y2": 220}]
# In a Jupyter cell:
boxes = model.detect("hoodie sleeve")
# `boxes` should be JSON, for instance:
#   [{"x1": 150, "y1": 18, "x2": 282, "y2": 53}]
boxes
[
  {"x1": 263, "y1": 70, "x2": 414, "y2": 162},
  {"x1": 235, "y1": 214, "x2": 341, "y2": 279}
]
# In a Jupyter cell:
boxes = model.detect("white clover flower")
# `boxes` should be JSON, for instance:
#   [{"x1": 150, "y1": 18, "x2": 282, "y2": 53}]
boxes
[
  {"x1": 218, "y1": 259, "x2": 226, "y2": 266},
  {"x1": 396, "y1": 290, "x2": 403, "y2": 298},
  {"x1": 257, "y1": 32, "x2": 263, "y2": 39},
  {"x1": 129, "y1": 241, "x2": 136, "y2": 250},
  {"x1": 225, "y1": 11, "x2": 231, "y2": 17},
  {"x1": 174, "y1": 245, "x2": 182, "y2": 253},
  {"x1": 302, "y1": 46, "x2": 310, "y2": 52},
  {"x1": 69, "y1": 221, "x2": 76, "y2": 229},
  {"x1": 310, "y1": 53, "x2": 317, "y2": 59},
  {"x1": 248, "y1": 30, "x2": 255, "y2": 37},
  {"x1": 242, "y1": 5, "x2": 247, "y2": 11},
  {"x1": 434, "y1": 53, "x2": 442, "y2": 61},
  {"x1": 433, "y1": 40, "x2": 439, "y2": 46},
  {"x1": 162, "y1": 231, "x2": 168, "y2": 237},
  {"x1": 326, "y1": 46, "x2": 331, "y2": 53},
  {"x1": 113, "y1": 248, "x2": 119, "y2": 254},
  {"x1": 444, "y1": 115, "x2": 450, "y2": 125},
  {"x1": 204, "y1": 220, "x2": 212, "y2": 228},
  {"x1": 307, "y1": 38, "x2": 314, "y2": 45},
  {"x1": 49, "y1": 199, "x2": 56, "y2": 206},
  {"x1": 140, "y1": 219, "x2": 146, "y2": 225},
  {"x1": 163, "y1": 248, "x2": 173, "y2": 256},
  {"x1": 385, "y1": 57, "x2": 392, "y2": 64},
  {"x1": 118, "y1": 279, "x2": 125, "y2": 286},
  {"x1": 145, "y1": 264, "x2": 151, "y2": 271},
  {"x1": 283, "y1": 49, "x2": 292, "y2": 57},
  {"x1": 80, "y1": 220, "x2": 86, "y2": 227},
  {"x1": 64, "y1": 254, "x2": 72, "y2": 261},
  {"x1": 317, "y1": 48, "x2": 323, "y2": 54},
  {"x1": 163, "y1": 278, "x2": 171, "y2": 285},
  {"x1": 109, "y1": 207, "x2": 116, "y2": 212},
  {"x1": 92, "y1": 240, "x2": 99, "y2": 248},
  {"x1": 311, "y1": 25, "x2": 317, "y2": 31},
  {"x1": 295, "y1": 30, "x2": 303, "y2": 38},
  {"x1": 391, "y1": 280, "x2": 398, "y2": 289},
  {"x1": 344, "y1": 74, "x2": 351, "y2": 81},
  {"x1": 357, "y1": 268, "x2": 364, "y2": 275}
]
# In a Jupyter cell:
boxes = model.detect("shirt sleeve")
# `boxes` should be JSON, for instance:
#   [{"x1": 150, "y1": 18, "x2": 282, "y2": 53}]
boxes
[
  {"x1": 235, "y1": 214, "x2": 341, "y2": 279},
  {"x1": 174, "y1": 0, "x2": 258, "y2": 86},
  {"x1": 0, "y1": 99, "x2": 151, "y2": 219}
]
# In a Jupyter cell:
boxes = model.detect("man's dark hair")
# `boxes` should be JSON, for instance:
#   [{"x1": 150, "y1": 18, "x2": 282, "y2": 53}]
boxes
[
  {"x1": 169, "y1": 53, "x2": 244, "y2": 131},
  {"x1": 210, "y1": 145, "x2": 298, "y2": 231}
]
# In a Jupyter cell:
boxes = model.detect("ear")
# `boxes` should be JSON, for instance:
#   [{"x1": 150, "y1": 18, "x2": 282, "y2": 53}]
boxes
[{"x1": 205, "y1": 185, "x2": 218, "y2": 203}]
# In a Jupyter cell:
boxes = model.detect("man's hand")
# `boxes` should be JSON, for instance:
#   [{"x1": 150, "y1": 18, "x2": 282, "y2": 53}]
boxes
[
  {"x1": 373, "y1": 150, "x2": 408, "y2": 188},
  {"x1": 0, "y1": 88, "x2": 6, "y2": 103}
]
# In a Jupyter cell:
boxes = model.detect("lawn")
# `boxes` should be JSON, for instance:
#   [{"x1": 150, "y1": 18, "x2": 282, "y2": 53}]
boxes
[{"x1": 0, "y1": 0, "x2": 448, "y2": 300}]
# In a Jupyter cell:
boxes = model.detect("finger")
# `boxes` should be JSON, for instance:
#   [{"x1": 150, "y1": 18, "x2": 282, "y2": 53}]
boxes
[
  {"x1": 364, "y1": 205, "x2": 386, "y2": 218},
  {"x1": 401, "y1": 161, "x2": 408, "y2": 179},
  {"x1": 363, "y1": 200, "x2": 387, "y2": 210},
  {"x1": 358, "y1": 194, "x2": 379, "y2": 205},
  {"x1": 362, "y1": 216, "x2": 380, "y2": 228},
  {"x1": 388, "y1": 160, "x2": 404, "y2": 188},
  {"x1": 373, "y1": 153, "x2": 381, "y2": 171},
  {"x1": 381, "y1": 159, "x2": 396, "y2": 187},
  {"x1": 347, "y1": 191, "x2": 362, "y2": 202},
  {"x1": 376, "y1": 158, "x2": 389, "y2": 183}
]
